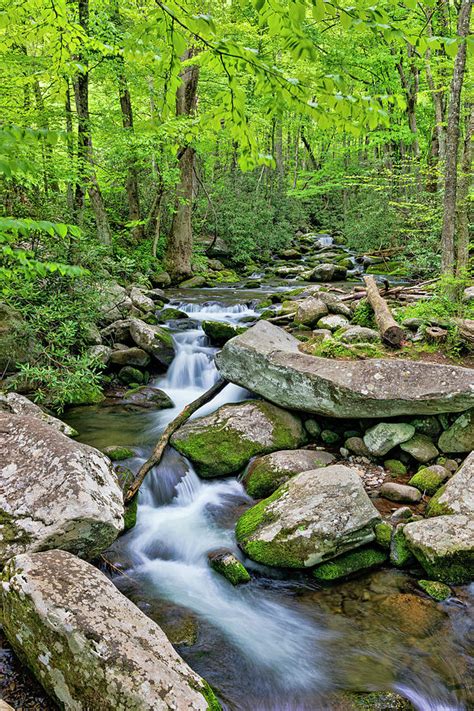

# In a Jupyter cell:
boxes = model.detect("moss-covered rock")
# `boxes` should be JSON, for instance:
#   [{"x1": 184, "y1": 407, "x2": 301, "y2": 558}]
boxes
[
  {"x1": 408, "y1": 466, "x2": 449, "y2": 496},
  {"x1": 364, "y1": 423, "x2": 415, "y2": 457},
  {"x1": 157, "y1": 307, "x2": 189, "y2": 321},
  {"x1": 390, "y1": 525, "x2": 415, "y2": 568},
  {"x1": 202, "y1": 320, "x2": 246, "y2": 346},
  {"x1": 102, "y1": 445, "x2": 136, "y2": 461},
  {"x1": 374, "y1": 522, "x2": 392, "y2": 549},
  {"x1": 171, "y1": 400, "x2": 306, "y2": 478},
  {"x1": 384, "y1": 459, "x2": 407, "y2": 476},
  {"x1": 118, "y1": 365, "x2": 144, "y2": 385},
  {"x1": 438, "y1": 408, "x2": 474, "y2": 453},
  {"x1": 418, "y1": 579, "x2": 451, "y2": 601},
  {"x1": 243, "y1": 448, "x2": 335, "y2": 498},
  {"x1": 426, "y1": 451, "x2": 473, "y2": 517},
  {"x1": 208, "y1": 550, "x2": 251, "y2": 585},
  {"x1": 338, "y1": 691, "x2": 414, "y2": 710},
  {"x1": 312, "y1": 545, "x2": 387, "y2": 582}
]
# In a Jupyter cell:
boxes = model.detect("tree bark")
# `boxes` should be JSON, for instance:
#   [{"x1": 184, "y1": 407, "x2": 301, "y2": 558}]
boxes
[
  {"x1": 118, "y1": 69, "x2": 143, "y2": 241},
  {"x1": 441, "y1": 0, "x2": 472, "y2": 275},
  {"x1": 124, "y1": 377, "x2": 228, "y2": 503},
  {"x1": 396, "y1": 44, "x2": 420, "y2": 158},
  {"x1": 164, "y1": 49, "x2": 199, "y2": 282},
  {"x1": 73, "y1": 0, "x2": 112, "y2": 245},
  {"x1": 455, "y1": 104, "x2": 473, "y2": 277},
  {"x1": 363, "y1": 276, "x2": 406, "y2": 347}
]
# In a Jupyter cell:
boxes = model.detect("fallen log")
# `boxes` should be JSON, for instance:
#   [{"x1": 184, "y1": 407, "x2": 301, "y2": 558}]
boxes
[
  {"x1": 363, "y1": 275, "x2": 406, "y2": 347},
  {"x1": 124, "y1": 377, "x2": 228, "y2": 504}
]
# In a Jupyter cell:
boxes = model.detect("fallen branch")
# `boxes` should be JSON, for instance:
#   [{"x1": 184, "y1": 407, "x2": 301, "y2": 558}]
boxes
[
  {"x1": 267, "y1": 311, "x2": 297, "y2": 323},
  {"x1": 124, "y1": 377, "x2": 228, "y2": 503},
  {"x1": 363, "y1": 275, "x2": 406, "y2": 348}
]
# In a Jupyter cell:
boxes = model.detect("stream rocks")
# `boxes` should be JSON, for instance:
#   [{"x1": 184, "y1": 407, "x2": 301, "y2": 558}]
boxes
[
  {"x1": 438, "y1": 408, "x2": 474, "y2": 452},
  {"x1": 171, "y1": 400, "x2": 305, "y2": 477},
  {"x1": 363, "y1": 423, "x2": 415, "y2": 457},
  {"x1": 216, "y1": 322, "x2": 474, "y2": 418},
  {"x1": 243, "y1": 448, "x2": 335, "y2": 498},
  {"x1": 129, "y1": 318, "x2": 175, "y2": 369},
  {"x1": 0, "y1": 413, "x2": 124, "y2": 564},
  {"x1": 236, "y1": 465, "x2": 380, "y2": 567},
  {"x1": 1, "y1": 550, "x2": 218, "y2": 710},
  {"x1": 426, "y1": 451, "x2": 473, "y2": 517}
]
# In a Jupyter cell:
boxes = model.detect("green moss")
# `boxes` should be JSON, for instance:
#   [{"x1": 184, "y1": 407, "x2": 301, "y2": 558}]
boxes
[
  {"x1": 201, "y1": 681, "x2": 222, "y2": 711},
  {"x1": 320, "y1": 429, "x2": 340, "y2": 445},
  {"x1": 390, "y1": 526, "x2": 415, "y2": 568},
  {"x1": 408, "y1": 468, "x2": 445, "y2": 496},
  {"x1": 235, "y1": 486, "x2": 286, "y2": 542},
  {"x1": 103, "y1": 446, "x2": 135, "y2": 461},
  {"x1": 411, "y1": 548, "x2": 473, "y2": 584},
  {"x1": 0, "y1": 510, "x2": 31, "y2": 545},
  {"x1": 374, "y1": 522, "x2": 392, "y2": 550},
  {"x1": 244, "y1": 465, "x2": 279, "y2": 498},
  {"x1": 123, "y1": 495, "x2": 137, "y2": 531},
  {"x1": 425, "y1": 485, "x2": 451, "y2": 517},
  {"x1": 418, "y1": 579, "x2": 451, "y2": 601},
  {"x1": 384, "y1": 459, "x2": 407, "y2": 476},
  {"x1": 202, "y1": 320, "x2": 246, "y2": 346},
  {"x1": 312, "y1": 545, "x2": 387, "y2": 582},
  {"x1": 209, "y1": 556, "x2": 251, "y2": 585}
]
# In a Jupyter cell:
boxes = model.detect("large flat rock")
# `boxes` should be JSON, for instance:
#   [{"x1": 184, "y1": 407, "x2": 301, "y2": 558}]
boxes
[
  {"x1": 236, "y1": 465, "x2": 380, "y2": 568},
  {"x1": 0, "y1": 413, "x2": 124, "y2": 563},
  {"x1": 1, "y1": 551, "x2": 217, "y2": 710},
  {"x1": 427, "y1": 451, "x2": 474, "y2": 517},
  {"x1": 216, "y1": 321, "x2": 474, "y2": 418}
]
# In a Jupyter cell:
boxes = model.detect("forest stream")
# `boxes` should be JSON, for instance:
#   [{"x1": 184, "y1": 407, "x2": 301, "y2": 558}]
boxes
[{"x1": 52, "y1": 286, "x2": 474, "y2": 711}]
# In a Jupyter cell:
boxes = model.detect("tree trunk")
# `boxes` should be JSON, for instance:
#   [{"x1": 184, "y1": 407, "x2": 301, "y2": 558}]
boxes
[
  {"x1": 118, "y1": 68, "x2": 144, "y2": 241},
  {"x1": 396, "y1": 44, "x2": 420, "y2": 158},
  {"x1": 363, "y1": 276, "x2": 406, "y2": 347},
  {"x1": 73, "y1": 0, "x2": 112, "y2": 245},
  {"x1": 65, "y1": 82, "x2": 75, "y2": 218},
  {"x1": 456, "y1": 103, "x2": 474, "y2": 277},
  {"x1": 164, "y1": 49, "x2": 199, "y2": 282},
  {"x1": 441, "y1": 0, "x2": 472, "y2": 275}
]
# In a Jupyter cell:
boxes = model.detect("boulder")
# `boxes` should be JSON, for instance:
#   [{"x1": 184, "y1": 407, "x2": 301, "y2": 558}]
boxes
[
  {"x1": 171, "y1": 400, "x2": 305, "y2": 477},
  {"x1": 317, "y1": 314, "x2": 350, "y2": 331},
  {"x1": 364, "y1": 423, "x2": 415, "y2": 457},
  {"x1": 295, "y1": 298, "x2": 328, "y2": 327},
  {"x1": 243, "y1": 448, "x2": 335, "y2": 498},
  {"x1": 208, "y1": 549, "x2": 251, "y2": 585},
  {"x1": 88, "y1": 344, "x2": 113, "y2": 365},
  {"x1": 81, "y1": 322, "x2": 102, "y2": 345},
  {"x1": 339, "y1": 326, "x2": 381, "y2": 344},
  {"x1": 109, "y1": 347, "x2": 150, "y2": 368},
  {"x1": 408, "y1": 465, "x2": 449, "y2": 496},
  {"x1": 0, "y1": 392, "x2": 77, "y2": 437},
  {"x1": 103, "y1": 385, "x2": 174, "y2": 410},
  {"x1": 118, "y1": 366, "x2": 145, "y2": 385},
  {"x1": 101, "y1": 319, "x2": 133, "y2": 344},
  {"x1": 0, "y1": 303, "x2": 31, "y2": 372},
  {"x1": 1, "y1": 551, "x2": 218, "y2": 710},
  {"x1": 345, "y1": 436, "x2": 371, "y2": 457},
  {"x1": 216, "y1": 322, "x2": 474, "y2": 418},
  {"x1": 399, "y1": 433, "x2": 438, "y2": 462},
  {"x1": 150, "y1": 270, "x2": 172, "y2": 288},
  {"x1": 0, "y1": 414, "x2": 124, "y2": 564},
  {"x1": 97, "y1": 282, "x2": 133, "y2": 325},
  {"x1": 202, "y1": 320, "x2": 246, "y2": 346},
  {"x1": 463, "y1": 286, "x2": 474, "y2": 303},
  {"x1": 129, "y1": 286, "x2": 156, "y2": 313},
  {"x1": 379, "y1": 482, "x2": 422, "y2": 504},
  {"x1": 312, "y1": 545, "x2": 387, "y2": 582},
  {"x1": 438, "y1": 409, "x2": 474, "y2": 453},
  {"x1": 180, "y1": 276, "x2": 207, "y2": 288},
  {"x1": 129, "y1": 318, "x2": 174, "y2": 368},
  {"x1": 316, "y1": 292, "x2": 352, "y2": 317},
  {"x1": 235, "y1": 465, "x2": 380, "y2": 568},
  {"x1": 309, "y1": 264, "x2": 347, "y2": 282},
  {"x1": 404, "y1": 515, "x2": 474, "y2": 583},
  {"x1": 426, "y1": 451, "x2": 474, "y2": 517}
]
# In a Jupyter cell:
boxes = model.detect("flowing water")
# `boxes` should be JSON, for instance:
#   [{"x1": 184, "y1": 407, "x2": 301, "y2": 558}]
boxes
[{"x1": 65, "y1": 292, "x2": 473, "y2": 711}]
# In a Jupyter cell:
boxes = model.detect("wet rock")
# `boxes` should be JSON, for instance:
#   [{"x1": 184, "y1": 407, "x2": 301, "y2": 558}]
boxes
[
  {"x1": 129, "y1": 318, "x2": 175, "y2": 369},
  {"x1": 317, "y1": 314, "x2": 350, "y2": 331},
  {"x1": 102, "y1": 445, "x2": 136, "y2": 461},
  {"x1": 88, "y1": 344, "x2": 113, "y2": 365},
  {"x1": 400, "y1": 433, "x2": 438, "y2": 463},
  {"x1": 236, "y1": 465, "x2": 380, "y2": 568},
  {"x1": 243, "y1": 448, "x2": 335, "y2": 498},
  {"x1": 97, "y1": 281, "x2": 133, "y2": 325},
  {"x1": 379, "y1": 592, "x2": 446, "y2": 637},
  {"x1": 118, "y1": 366, "x2": 145, "y2": 385},
  {"x1": 309, "y1": 263, "x2": 347, "y2": 282},
  {"x1": 312, "y1": 545, "x2": 387, "y2": 582},
  {"x1": 380, "y1": 482, "x2": 422, "y2": 504},
  {"x1": 383, "y1": 459, "x2": 407, "y2": 476},
  {"x1": 179, "y1": 275, "x2": 207, "y2": 288},
  {"x1": 0, "y1": 392, "x2": 78, "y2": 437},
  {"x1": 426, "y1": 451, "x2": 474, "y2": 517},
  {"x1": 216, "y1": 322, "x2": 474, "y2": 418},
  {"x1": 408, "y1": 465, "x2": 449, "y2": 496},
  {"x1": 171, "y1": 400, "x2": 305, "y2": 478},
  {"x1": 110, "y1": 347, "x2": 150, "y2": 368},
  {"x1": 390, "y1": 524, "x2": 415, "y2": 568},
  {"x1": 1, "y1": 551, "x2": 217, "y2": 710},
  {"x1": 438, "y1": 408, "x2": 474, "y2": 453},
  {"x1": 104, "y1": 385, "x2": 174, "y2": 410},
  {"x1": 364, "y1": 423, "x2": 415, "y2": 457},
  {"x1": 295, "y1": 297, "x2": 328, "y2": 327},
  {"x1": 404, "y1": 514, "x2": 474, "y2": 583},
  {"x1": 150, "y1": 270, "x2": 171, "y2": 288},
  {"x1": 418, "y1": 579, "x2": 451, "y2": 601},
  {"x1": 157, "y1": 307, "x2": 189, "y2": 321},
  {"x1": 345, "y1": 437, "x2": 371, "y2": 457},
  {"x1": 202, "y1": 320, "x2": 246, "y2": 346},
  {"x1": 339, "y1": 326, "x2": 380, "y2": 344},
  {"x1": 208, "y1": 549, "x2": 251, "y2": 585},
  {"x1": 129, "y1": 286, "x2": 155, "y2": 313},
  {"x1": 0, "y1": 414, "x2": 124, "y2": 564}
]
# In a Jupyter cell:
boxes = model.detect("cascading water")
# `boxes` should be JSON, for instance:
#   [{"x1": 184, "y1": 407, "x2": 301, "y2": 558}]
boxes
[{"x1": 108, "y1": 298, "x2": 470, "y2": 711}]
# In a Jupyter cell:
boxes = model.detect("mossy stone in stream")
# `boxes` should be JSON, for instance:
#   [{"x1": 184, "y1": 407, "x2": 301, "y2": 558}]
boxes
[
  {"x1": 242, "y1": 449, "x2": 335, "y2": 499},
  {"x1": 102, "y1": 446, "x2": 136, "y2": 461},
  {"x1": 425, "y1": 485, "x2": 450, "y2": 517},
  {"x1": 312, "y1": 545, "x2": 387, "y2": 582},
  {"x1": 384, "y1": 459, "x2": 407, "y2": 476},
  {"x1": 374, "y1": 522, "x2": 392, "y2": 549},
  {"x1": 208, "y1": 550, "x2": 251, "y2": 585},
  {"x1": 118, "y1": 366, "x2": 144, "y2": 385},
  {"x1": 390, "y1": 525, "x2": 415, "y2": 568},
  {"x1": 170, "y1": 400, "x2": 305, "y2": 478},
  {"x1": 202, "y1": 320, "x2": 246, "y2": 346},
  {"x1": 339, "y1": 690, "x2": 414, "y2": 710},
  {"x1": 418, "y1": 579, "x2": 451, "y2": 601},
  {"x1": 408, "y1": 466, "x2": 449, "y2": 496}
]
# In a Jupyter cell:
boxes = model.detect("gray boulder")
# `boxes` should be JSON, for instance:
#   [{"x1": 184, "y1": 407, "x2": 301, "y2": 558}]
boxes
[
  {"x1": 404, "y1": 515, "x2": 474, "y2": 583},
  {"x1": 243, "y1": 448, "x2": 335, "y2": 498},
  {"x1": 129, "y1": 318, "x2": 175, "y2": 368},
  {"x1": 379, "y1": 482, "x2": 422, "y2": 504},
  {"x1": 317, "y1": 314, "x2": 350, "y2": 331},
  {"x1": 109, "y1": 347, "x2": 150, "y2": 368},
  {"x1": 426, "y1": 451, "x2": 474, "y2": 517},
  {"x1": 101, "y1": 319, "x2": 133, "y2": 344},
  {"x1": 236, "y1": 465, "x2": 380, "y2": 567},
  {"x1": 438, "y1": 409, "x2": 474, "y2": 453},
  {"x1": 339, "y1": 326, "x2": 381, "y2": 344},
  {"x1": 364, "y1": 423, "x2": 415, "y2": 456},
  {"x1": 0, "y1": 392, "x2": 77, "y2": 437},
  {"x1": 88, "y1": 344, "x2": 113, "y2": 365},
  {"x1": 400, "y1": 433, "x2": 438, "y2": 462},
  {"x1": 171, "y1": 400, "x2": 305, "y2": 477},
  {"x1": 309, "y1": 263, "x2": 347, "y2": 282},
  {"x1": 216, "y1": 322, "x2": 474, "y2": 418},
  {"x1": 0, "y1": 414, "x2": 124, "y2": 564},
  {"x1": 295, "y1": 298, "x2": 328, "y2": 327},
  {"x1": 129, "y1": 286, "x2": 156, "y2": 313},
  {"x1": 98, "y1": 282, "x2": 133, "y2": 324},
  {"x1": 1, "y1": 550, "x2": 218, "y2": 710}
]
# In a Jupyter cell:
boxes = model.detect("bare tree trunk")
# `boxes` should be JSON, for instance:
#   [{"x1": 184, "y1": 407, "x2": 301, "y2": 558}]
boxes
[
  {"x1": 65, "y1": 82, "x2": 75, "y2": 217},
  {"x1": 164, "y1": 49, "x2": 199, "y2": 282},
  {"x1": 396, "y1": 44, "x2": 420, "y2": 158},
  {"x1": 73, "y1": 0, "x2": 112, "y2": 245},
  {"x1": 118, "y1": 68, "x2": 144, "y2": 241},
  {"x1": 274, "y1": 117, "x2": 285, "y2": 191},
  {"x1": 363, "y1": 276, "x2": 406, "y2": 347},
  {"x1": 456, "y1": 103, "x2": 474, "y2": 277},
  {"x1": 301, "y1": 127, "x2": 318, "y2": 170},
  {"x1": 441, "y1": 0, "x2": 472, "y2": 275}
]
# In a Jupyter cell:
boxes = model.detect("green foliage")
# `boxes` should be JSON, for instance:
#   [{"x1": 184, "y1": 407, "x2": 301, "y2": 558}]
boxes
[{"x1": 352, "y1": 299, "x2": 376, "y2": 328}]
